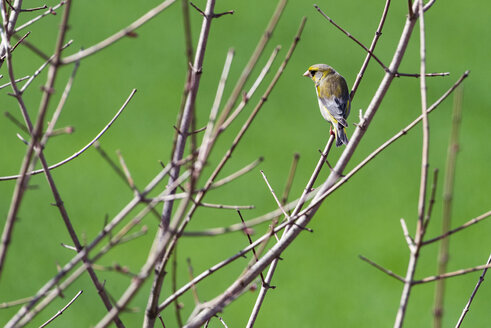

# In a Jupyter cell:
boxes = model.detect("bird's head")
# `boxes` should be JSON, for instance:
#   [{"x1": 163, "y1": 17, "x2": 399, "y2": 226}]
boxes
[{"x1": 303, "y1": 64, "x2": 335, "y2": 83}]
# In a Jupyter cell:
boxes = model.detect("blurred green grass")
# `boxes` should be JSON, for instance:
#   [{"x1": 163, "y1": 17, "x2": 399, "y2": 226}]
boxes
[{"x1": 0, "y1": 0, "x2": 490, "y2": 327}]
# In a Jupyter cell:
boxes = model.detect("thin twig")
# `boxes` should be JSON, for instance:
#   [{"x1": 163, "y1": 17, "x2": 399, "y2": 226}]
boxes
[
  {"x1": 39, "y1": 290, "x2": 83, "y2": 328},
  {"x1": 413, "y1": 262, "x2": 491, "y2": 285},
  {"x1": 260, "y1": 170, "x2": 290, "y2": 220},
  {"x1": 400, "y1": 218, "x2": 415, "y2": 251},
  {"x1": 359, "y1": 255, "x2": 405, "y2": 282},
  {"x1": 219, "y1": 45, "x2": 282, "y2": 132},
  {"x1": 455, "y1": 254, "x2": 491, "y2": 328},
  {"x1": 4, "y1": 110, "x2": 29, "y2": 132},
  {"x1": 314, "y1": 4, "x2": 390, "y2": 73},
  {"x1": 14, "y1": 1, "x2": 66, "y2": 32},
  {"x1": 195, "y1": 48, "x2": 235, "y2": 175},
  {"x1": 0, "y1": 90, "x2": 137, "y2": 181},
  {"x1": 61, "y1": 0, "x2": 177, "y2": 64},
  {"x1": 19, "y1": 40, "x2": 73, "y2": 93},
  {"x1": 199, "y1": 203, "x2": 254, "y2": 210},
  {"x1": 423, "y1": 210, "x2": 491, "y2": 245},
  {"x1": 396, "y1": 72, "x2": 449, "y2": 78},
  {"x1": 423, "y1": 169, "x2": 439, "y2": 232},
  {"x1": 0, "y1": 75, "x2": 29, "y2": 89},
  {"x1": 0, "y1": 296, "x2": 35, "y2": 309},
  {"x1": 238, "y1": 211, "x2": 266, "y2": 286}
]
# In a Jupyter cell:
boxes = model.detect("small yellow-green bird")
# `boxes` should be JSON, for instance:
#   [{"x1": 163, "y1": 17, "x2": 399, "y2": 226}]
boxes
[{"x1": 303, "y1": 64, "x2": 351, "y2": 147}]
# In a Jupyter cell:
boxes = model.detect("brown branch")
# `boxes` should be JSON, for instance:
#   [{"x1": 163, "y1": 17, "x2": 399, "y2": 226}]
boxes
[
  {"x1": 238, "y1": 211, "x2": 266, "y2": 286},
  {"x1": 423, "y1": 168, "x2": 439, "y2": 232}
]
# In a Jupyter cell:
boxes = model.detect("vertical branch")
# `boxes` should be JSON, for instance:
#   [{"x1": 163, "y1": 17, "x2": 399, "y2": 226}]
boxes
[
  {"x1": 394, "y1": 1, "x2": 428, "y2": 327},
  {"x1": 160, "y1": 0, "x2": 215, "y2": 230},
  {"x1": 416, "y1": 0, "x2": 430, "y2": 242},
  {"x1": 433, "y1": 85, "x2": 464, "y2": 327},
  {"x1": 146, "y1": 1, "x2": 218, "y2": 327}
]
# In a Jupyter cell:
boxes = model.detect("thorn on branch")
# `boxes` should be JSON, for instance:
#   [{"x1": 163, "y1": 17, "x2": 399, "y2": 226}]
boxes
[
  {"x1": 125, "y1": 31, "x2": 138, "y2": 38},
  {"x1": 189, "y1": 2, "x2": 206, "y2": 16},
  {"x1": 11, "y1": 32, "x2": 31, "y2": 53},
  {"x1": 189, "y1": 2, "x2": 234, "y2": 19},
  {"x1": 292, "y1": 222, "x2": 313, "y2": 233},
  {"x1": 213, "y1": 10, "x2": 235, "y2": 18}
]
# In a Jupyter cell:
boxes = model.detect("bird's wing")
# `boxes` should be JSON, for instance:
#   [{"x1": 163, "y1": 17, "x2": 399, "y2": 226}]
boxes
[{"x1": 317, "y1": 93, "x2": 348, "y2": 127}]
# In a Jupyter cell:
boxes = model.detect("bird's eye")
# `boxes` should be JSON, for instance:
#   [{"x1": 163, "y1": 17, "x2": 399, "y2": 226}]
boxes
[{"x1": 310, "y1": 70, "x2": 316, "y2": 77}]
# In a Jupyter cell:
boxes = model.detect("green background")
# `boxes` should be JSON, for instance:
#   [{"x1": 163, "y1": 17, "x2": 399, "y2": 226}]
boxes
[{"x1": 1, "y1": 0, "x2": 490, "y2": 327}]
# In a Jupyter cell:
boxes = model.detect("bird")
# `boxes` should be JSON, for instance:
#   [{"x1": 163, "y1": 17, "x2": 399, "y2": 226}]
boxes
[{"x1": 303, "y1": 64, "x2": 351, "y2": 147}]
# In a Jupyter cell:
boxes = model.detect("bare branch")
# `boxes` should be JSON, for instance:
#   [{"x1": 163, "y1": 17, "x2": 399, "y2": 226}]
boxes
[
  {"x1": 314, "y1": 4, "x2": 390, "y2": 73},
  {"x1": 260, "y1": 170, "x2": 290, "y2": 220},
  {"x1": 14, "y1": 1, "x2": 66, "y2": 32},
  {"x1": 60, "y1": 0, "x2": 177, "y2": 64},
  {"x1": 455, "y1": 254, "x2": 491, "y2": 327},
  {"x1": 39, "y1": 290, "x2": 83, "y2": 328},
  {"x1": 359, "y1": 255, "x2": 405, "y2": 283},
  {"x1": 0, "y1": 89, "x2": 137, "y2": 181},
  {"x1": 413, "y1": 262, "x2": 491, "y2": 285},
  {"x1": 423, "y1": 210, "x2": 491, "y2": 245}
]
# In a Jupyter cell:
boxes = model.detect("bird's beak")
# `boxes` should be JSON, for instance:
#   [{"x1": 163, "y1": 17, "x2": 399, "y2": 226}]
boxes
[{"x1": 303, "y1": 70, "x2": 310, "y2": 77}]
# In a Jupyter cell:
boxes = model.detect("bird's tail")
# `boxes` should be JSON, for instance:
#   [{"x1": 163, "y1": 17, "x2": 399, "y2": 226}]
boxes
[{"x1": 334, "y1": 124, "x2": 349, "y2": 147}]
